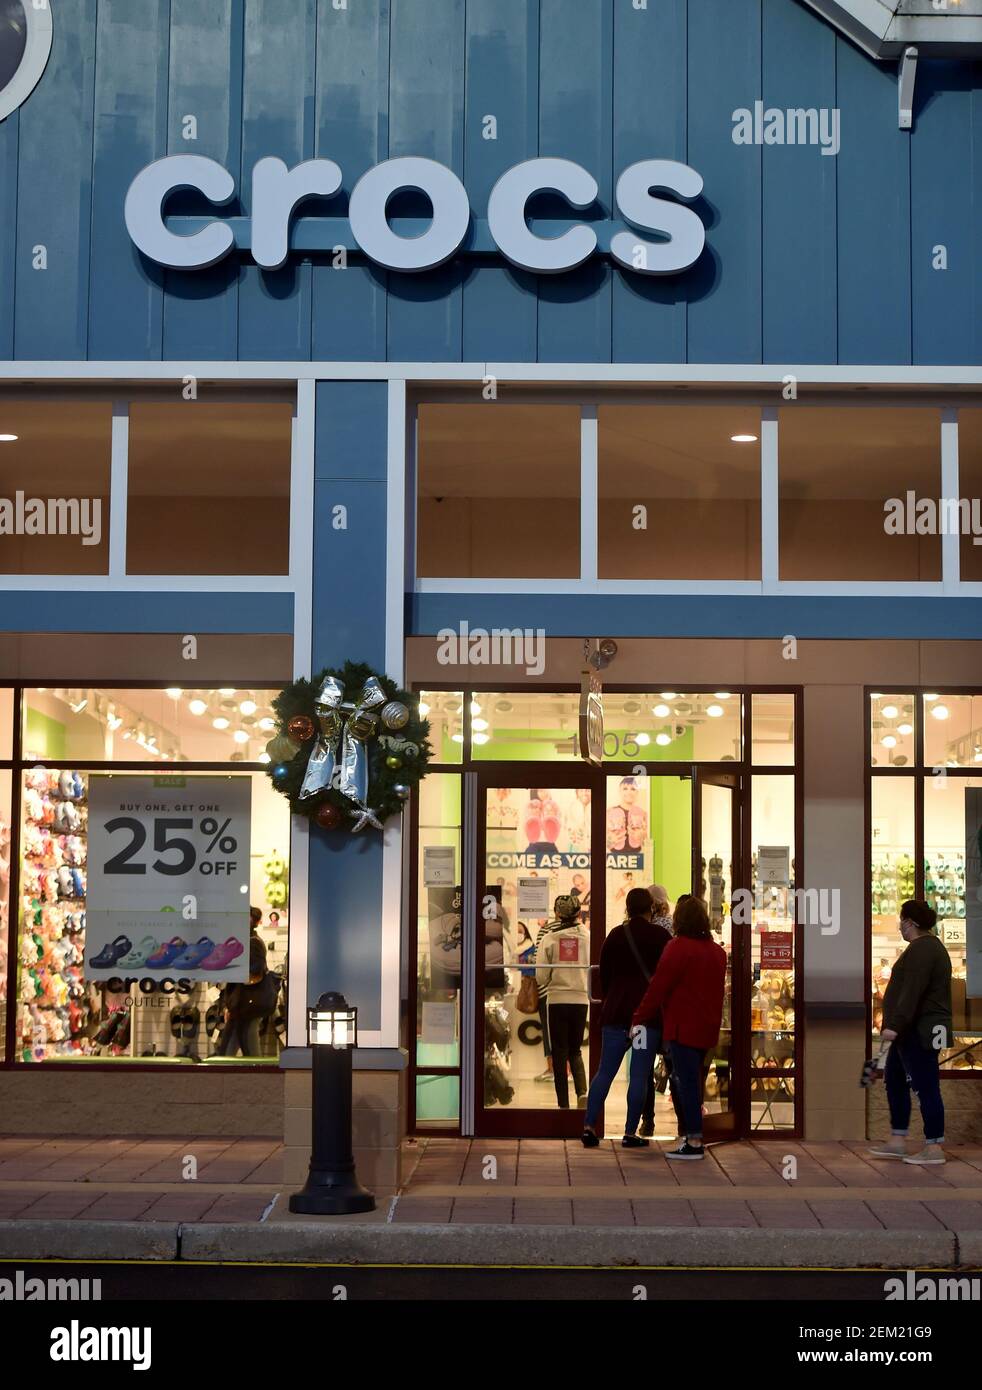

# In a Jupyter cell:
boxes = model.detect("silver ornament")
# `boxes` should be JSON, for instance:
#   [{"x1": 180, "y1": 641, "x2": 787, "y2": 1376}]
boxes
[
  {"x1": 381, "y1": 701, "x2": 410, "y2": 731},
  {"x1": 394, "y1": 784, "x2": 411, "y2": 800}
]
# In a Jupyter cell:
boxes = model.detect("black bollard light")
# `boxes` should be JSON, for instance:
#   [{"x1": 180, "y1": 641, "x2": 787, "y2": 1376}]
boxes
[{"x1": 288, "y1": 991, "x2": 376, "y2": 1216}]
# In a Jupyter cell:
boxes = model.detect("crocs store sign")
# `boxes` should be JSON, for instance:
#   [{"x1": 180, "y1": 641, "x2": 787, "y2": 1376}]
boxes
[{"x1": 124, "y1": 154, "x2": 707, "y2": 277}]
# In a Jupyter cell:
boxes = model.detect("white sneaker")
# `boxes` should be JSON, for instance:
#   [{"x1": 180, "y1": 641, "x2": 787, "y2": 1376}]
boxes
[
  {"x1": 903, "y1": 1145, "x2": 946, "y2": 1165},
  {"x1": 868, "y1": 1142, "x2": 907, "y2": 1159}
]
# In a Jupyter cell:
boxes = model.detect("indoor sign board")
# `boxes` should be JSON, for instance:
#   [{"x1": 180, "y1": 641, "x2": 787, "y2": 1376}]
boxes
[{"x1": 124, "y1": 154, "x2": 708, "y2": 277}]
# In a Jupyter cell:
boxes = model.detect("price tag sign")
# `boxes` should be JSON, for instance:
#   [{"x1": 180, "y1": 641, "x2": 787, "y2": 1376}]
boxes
[{"x1": 86, "y1": 775, "x2": 252, "y2": 982}]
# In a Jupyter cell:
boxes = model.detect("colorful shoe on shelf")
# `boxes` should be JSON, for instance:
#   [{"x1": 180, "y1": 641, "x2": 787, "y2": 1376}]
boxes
[
  {"x1": 117, "y1": 937, "x2": 159, "y2": 969},
  {"x1": 146, "y1": 937, "x2": 188, "y2": 970},
  {"x1": 172, "y1": 937, "x2": 216, "y2": 969},
  {"x1": 199, "y1": 937, "x2": 244, "y2": 971},
  {"x1": 88, "y1": 936, "x2": 132, "y2": 969}
]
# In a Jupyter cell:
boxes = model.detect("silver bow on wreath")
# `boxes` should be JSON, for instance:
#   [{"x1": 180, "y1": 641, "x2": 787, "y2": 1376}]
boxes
[{"x1": 298, "y1": 675, "x2": 388, "y2": 829}]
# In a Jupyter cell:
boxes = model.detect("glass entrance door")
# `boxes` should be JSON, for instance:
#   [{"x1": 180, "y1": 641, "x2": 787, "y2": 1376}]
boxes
[
  {"x1": 475, "y1": 769, "x2": 602, "y2": 1137},
  {"x1": 696, "y1": 770, "x2": 743, "y2": 1139}
]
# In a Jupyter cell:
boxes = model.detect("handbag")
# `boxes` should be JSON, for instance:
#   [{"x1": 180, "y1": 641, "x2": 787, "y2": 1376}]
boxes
[{"x1": 516, "y1": 974, "x2": 539, "y2": 1015}]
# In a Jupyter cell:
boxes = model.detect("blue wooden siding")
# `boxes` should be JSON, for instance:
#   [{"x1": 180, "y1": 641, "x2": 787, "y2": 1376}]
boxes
[{"x1": 1, "y1": 0, "x2": 982, "y2": 365}]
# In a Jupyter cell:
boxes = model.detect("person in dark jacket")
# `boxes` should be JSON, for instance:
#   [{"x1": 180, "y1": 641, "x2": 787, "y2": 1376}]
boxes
[
  {"x1": 582, "y1": 887, "x2": 672, "y2": 1148},
  {"x1": 632, "y1": 896, "x2": 727, "y2": 1160},
  {"x1": 219, "y1": 931, "x2": 274, "y2": 1057},
  {"x1": 869, "y1": 900, "x2": 953, "y2": 1166}
]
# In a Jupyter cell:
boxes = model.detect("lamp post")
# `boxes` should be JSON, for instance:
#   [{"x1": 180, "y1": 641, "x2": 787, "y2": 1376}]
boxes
[{"x1": 288, "y1": 991, "x2": 376, "y2": 1216}]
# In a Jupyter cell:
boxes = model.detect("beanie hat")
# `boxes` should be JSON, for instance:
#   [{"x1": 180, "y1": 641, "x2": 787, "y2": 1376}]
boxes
[{"x1": 553, "y1": 894, "x2": 580, "y2": 921}]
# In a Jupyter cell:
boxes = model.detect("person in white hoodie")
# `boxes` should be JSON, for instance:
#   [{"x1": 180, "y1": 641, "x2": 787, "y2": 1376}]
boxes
[{"x1": 536, "y1": 894, "x2": 591, "y2": 1109}]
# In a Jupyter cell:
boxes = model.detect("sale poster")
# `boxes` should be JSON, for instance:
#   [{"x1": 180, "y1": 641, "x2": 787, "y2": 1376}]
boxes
[
  {"x1": 86, "y1": 775, "x2": 252, "y2": 983},
  {"x1": 967, "y1": 788, "x2": 982, "y2": 998}
]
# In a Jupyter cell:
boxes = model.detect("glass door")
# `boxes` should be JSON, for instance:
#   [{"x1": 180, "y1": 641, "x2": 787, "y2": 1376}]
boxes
[
  {"x1": 474, "y1": 768, "x2": 602, "y2": 1137},
  {"x1": 696, "y1": 770, "x2": 744, "y2": 1139}
]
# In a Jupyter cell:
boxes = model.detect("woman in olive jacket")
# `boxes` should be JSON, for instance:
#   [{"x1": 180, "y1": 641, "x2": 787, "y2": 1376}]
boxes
[{"x1": 869, "y1": 900, "x2": 953, "y2": 1166}]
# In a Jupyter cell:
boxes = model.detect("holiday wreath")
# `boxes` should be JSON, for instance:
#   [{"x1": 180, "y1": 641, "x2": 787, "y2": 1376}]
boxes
[{"x1": 264, "y1": 662, "x2": 431, "y2": 833}]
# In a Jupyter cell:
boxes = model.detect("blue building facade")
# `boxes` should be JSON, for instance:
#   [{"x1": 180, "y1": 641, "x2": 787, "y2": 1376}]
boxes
[{"x1": 1, "y1": 0, "x2": 981, "y2": 1171}]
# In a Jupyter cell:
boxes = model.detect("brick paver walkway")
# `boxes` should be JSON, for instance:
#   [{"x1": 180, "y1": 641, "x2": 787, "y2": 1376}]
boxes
[{"x1": 1, "y1": 1135, "x2": 981, "y2": 1230}]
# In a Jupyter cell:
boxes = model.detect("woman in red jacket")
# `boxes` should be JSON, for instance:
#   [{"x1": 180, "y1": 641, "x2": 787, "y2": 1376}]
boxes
[{"x1": 632, "y1": 897, "x2": 727, "y2": 1161}]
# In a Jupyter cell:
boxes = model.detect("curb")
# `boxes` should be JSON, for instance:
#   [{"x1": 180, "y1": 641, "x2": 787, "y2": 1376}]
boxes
[
  {"x1": 0, "y1": 1221, "x2": 179, "y2": 1261},
  {"x1": 179, "y1": 1222, "x2": 961, "y2": 1269}
]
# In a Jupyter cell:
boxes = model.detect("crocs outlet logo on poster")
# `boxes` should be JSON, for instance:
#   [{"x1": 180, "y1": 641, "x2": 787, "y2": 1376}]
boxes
[
  {"x1": 50, "y1": 1321, "x2": 151, "y2": 1372},
  {"x1": 124, "y1": 154, "x2": 708, "y2": 277},
  {"x1": 0, "y1": 0, "x2": 52, "y2": 123}
]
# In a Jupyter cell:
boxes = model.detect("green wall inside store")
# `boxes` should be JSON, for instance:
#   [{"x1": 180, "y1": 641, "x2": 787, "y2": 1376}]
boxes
[{"x1": 24, "y1": 708, "x2": 66, "y2": 760}]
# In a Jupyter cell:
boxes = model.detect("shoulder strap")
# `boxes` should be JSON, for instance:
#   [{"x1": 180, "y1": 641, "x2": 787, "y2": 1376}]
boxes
[{"x1": 622, "y1": 920, "x2": 651, "y2": 983}]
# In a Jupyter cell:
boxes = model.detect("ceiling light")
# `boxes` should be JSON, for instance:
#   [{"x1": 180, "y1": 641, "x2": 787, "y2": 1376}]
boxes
[
  {"x1": 259, "y1": 752, "x2": 271, "y2": 765},
  {"x1": 635, "y1": 733, "x2": 651, "y2": 747},
  {"x1": 974, "y1": 746, "x2": 982, "y2": 763},
  {"x1": 239, "y1": 699, "x2": 257, "y2": 716},
  {"x1": 165, "y1": 688, "x2": 182, "y2": 700},
  {"x1": 656, "y1": 732, "x2": 672, "y2": 747},
  {"x1": 473, "y1": 732, "x2": 490, "y2": 745},
  {"x1": 213, "y1": 717, "x2": 230, "y2": 730},
  {"x1": 258, "y1": 716, "x2": 275, "y2": 731},
  {"x1": 219, "y1": 689, "x2": 236, "y2": 696},
  {"x1": 931, "y1": 704, "x2": 950, "y2": 721},
  {"x1": 417, "y1": 701, "x2": 430, "y2": 718},
  {"x1": 232, "y1": 730, "x2": 249, "y2": 744},
  {"x1": 924, "y1": 693, "x2": 938, "y2": 702},
  {"x1": 653, "y1": 703, "x2": 671, "y2": 718},
  {"x1": 898, "y1": 722, "x2": 913, "y2": 736},
  {"x1": 189, "y1": 699, "x2": 207, "y2": 716},
  {"x1": 451, "y1": 732, "x2": 464, "y2": 744},
  {"x1": 731, "y1": 434, "x2": 758, "y2": 443},
  {"x1": 0, "y1": 434, "x2": 18, "y2": 442},
  {"x1": 470, "y1": 700, "x2": 482, "y2": 715},
  {"x1": 707, "y1": 704, "x2": 724, "y2": 718},
  {"x1": 660, "y1": 692, "x2": 677, "y2": 700},
  {"x1": 714, "y1": 692, "x2": 731, "y2": 700},
  {"x1": 870, "y1": 693, "x2": 883, "y2": 700},
  {"x1": 881, "y1": 734, "x2": 897, "y2": 749},
  {"x1": 882, "y1": 704, "x2": 899, "y2": 720},
  {"x1": 472, "y1": 718, "x2": 489, "y2": 732}
]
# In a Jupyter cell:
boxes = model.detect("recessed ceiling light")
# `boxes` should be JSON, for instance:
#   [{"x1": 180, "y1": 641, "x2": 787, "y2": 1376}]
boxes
[
  {"x1": 417, "y1": 701, "x2": 430, "y2": 718},
  {"x1": 189, "y1": 699, "x2": 207, "y2": 716},
  {"x1": 258, "y1": 716, "x2": 275, "y2": 730},
  {"x1": 212, "y1": 717, "x2": 230, "y2": 730},
  {"x1": 707, "y1": 704, "x2": 724, "y2": 718},
  {"x1": 219, "y1": 688, "x2": 236, "y2": 697},
  {"x1": 714, "y1": 692, "x2": 732, "y2": 700},
  {"x1": 232, "y1": 730, "x2": 249, "y2": 744},
  {"x1": 931, "y1": 704, "x2": 950, "y2": 721},
  {"x1": 452, "y1": 732, "x2": 464, "y2": 743},
  {"x1": 239, "y1": 699, "x2": 257, "y2": 716},
  {"x1": 470, "y1": 700, "x2": 482, "y2": 715},
  {"x1": 882, "y1": 734, "x2": 897, "y2": 748},
  {"x1": 635, "y1": 733, "x2": 651, "y2": 746},
  {"x1": 655, "y1": 732, "x2": 672, "y2": 747},
  {"x1": 258, "y1": 752, "x2": 271, "y2": 765},
  {"x1": 924, "y1": 693, "x2": 938, "y2": 702},
  {"x1": 653, "y1": 703, "x2": 671, "y2": 718},
  {"x1": 472, "y1": 718, "x2": 489, "y2": 732},
  {"x1": 165, "y1": 688, "x2": 182, "y2": 700},
  {"x1": 472, "y1": 732, "x2": 490, "y2": 745},
  {"x1": 731, "y1": 434, "x2": 758, "y2": 443},
  {"x1": 661, "y1": 692, "x2": 677, "y2": 700},
  {"x1": 898, "y1": 722, "x2": 913, "y2": 736},
  {"x1": 882, "y1": 704, "x2": 899, "y2": 720},
  {"x1": 0, "y1": 434, "x2": 18, "y2": 442}
]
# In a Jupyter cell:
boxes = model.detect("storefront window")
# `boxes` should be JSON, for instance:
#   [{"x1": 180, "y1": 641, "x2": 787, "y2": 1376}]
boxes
[
  {"x1": 870, "y1": 776, "x2": 915, "y2": 1035},
  {"x1": 750, "y1": 775, "x2": 796, "y2": 1131},
  {"x1": 471, "y1": 692, "x2": 581, "y2": 761},
  {"x1": 0, "y1": 687, "x2": 12, "y2": 758},
  {"x1": 16, "y1": 763, "x2": 288, "y2": 1064},
  {"x1": 779, "y1": 408, "x2": 942, "y2": 581},
  {"x1": 870, "y1": 692, "x2": 917, "y2": 768},
  {"x1": 416, "y1": 404, "x2": 581, "y2": 579},
  {"x1": 0, "y1": 400, "x2": 112, "y2": 575},
  {"x1": 416, "y1": 773, "x2": 462, "y2": 1127},
  {"x1": 126, "y1": 402, "x2": 292, "y2": 575},
  {"x1": 602, "y1": 692, "x2": 742, "y2": 762},
  {"x1": 957, "y1": 409, "x2": 982, "y2": 584},
  {"x1": 751, "y1": 693, "x2": 795, "y2": 766},
  {"x1": 924, "y1": 774, "x2": 982, "y2": 1069},
  {"x1": 21, "y1": 687, "x2": 282, "y2": 765},
  {"x1": 923, "y1": 693, "x2": 982, "y2": 770},
  {"x1": 0, "y1": 766, "x2": 10, "y2": 1062},
  {"x1": 417, "y1": 690, "x2": 464, "y2": 764},
  {"x1": 598, "y1": 405, "x2": 762, "y2": 580}
]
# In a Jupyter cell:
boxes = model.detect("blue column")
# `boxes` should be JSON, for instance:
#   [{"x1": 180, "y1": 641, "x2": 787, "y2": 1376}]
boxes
[{"x1": 306, "y1": 381, "x2": 390, "y2": 1030}]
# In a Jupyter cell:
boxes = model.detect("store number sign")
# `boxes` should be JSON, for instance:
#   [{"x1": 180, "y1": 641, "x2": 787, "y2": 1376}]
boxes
[{"x1": 86, "y1": 776, "x2": 252, "y2": 983}]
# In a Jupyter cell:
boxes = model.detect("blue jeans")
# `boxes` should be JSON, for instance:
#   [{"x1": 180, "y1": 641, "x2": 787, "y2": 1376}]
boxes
[
  {"x1": 885, "y1": 1033, "x2": 945, "y2": 1144},
  {"x1": 585, "y1": 1024, "x2": 658, "y2": 1134},
  {"x1": 668, "y1": 1041, "x2": 707, "y2": 1141}
]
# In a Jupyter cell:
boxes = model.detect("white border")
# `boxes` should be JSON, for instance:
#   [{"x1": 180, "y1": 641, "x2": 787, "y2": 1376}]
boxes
[{"x1": 0, "y1": 0, "x2": 53, "y2": 124}]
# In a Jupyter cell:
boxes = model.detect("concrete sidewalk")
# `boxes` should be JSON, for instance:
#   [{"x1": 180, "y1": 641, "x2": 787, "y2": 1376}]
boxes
[{"x1": 1, "y1": 1134, "x2": 981, "y2": 1268}]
